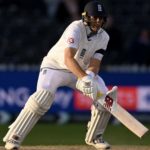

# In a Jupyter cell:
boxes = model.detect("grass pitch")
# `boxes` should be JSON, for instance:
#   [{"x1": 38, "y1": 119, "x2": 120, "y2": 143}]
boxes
[{"x1": 0, "y1": 123, "x2": 149, "y2": 148}]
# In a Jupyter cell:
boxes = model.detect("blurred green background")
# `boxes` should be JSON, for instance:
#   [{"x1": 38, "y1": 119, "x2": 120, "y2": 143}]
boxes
[{"x1": 1, "y1": 123, "x2": 149, "y2": 146}]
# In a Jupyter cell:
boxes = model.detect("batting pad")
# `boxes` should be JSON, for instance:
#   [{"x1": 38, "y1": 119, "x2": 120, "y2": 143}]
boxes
[
  {"x1": 85, "y1": 106, "x2": 111, "y2": 143},
  {"x1": 3, "y1": 90, "x2": 53, "y2": 147}
]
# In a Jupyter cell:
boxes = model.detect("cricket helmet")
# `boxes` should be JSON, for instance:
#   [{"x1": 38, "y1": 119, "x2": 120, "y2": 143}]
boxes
[{"x1": 82, "y1": 1, "x2": 107, "y2": 26}]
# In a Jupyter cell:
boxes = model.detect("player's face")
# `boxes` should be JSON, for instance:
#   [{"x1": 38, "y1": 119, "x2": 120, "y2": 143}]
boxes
[{"x1": 89, "y1": 16, "x2": 104, "y2": 32}]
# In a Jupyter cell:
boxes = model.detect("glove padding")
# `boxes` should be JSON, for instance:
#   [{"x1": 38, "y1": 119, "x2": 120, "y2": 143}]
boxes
[{"x1": 76, "y1": 75, "x2": 97, "y2": 100}]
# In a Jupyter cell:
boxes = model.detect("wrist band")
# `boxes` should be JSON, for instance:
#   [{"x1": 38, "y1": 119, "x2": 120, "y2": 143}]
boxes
[{"x1": 86, "y1": 70, "x2": 95, "y2": 78}]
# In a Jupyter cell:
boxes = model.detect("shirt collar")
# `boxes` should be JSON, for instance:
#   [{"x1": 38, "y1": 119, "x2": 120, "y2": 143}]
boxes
[{"x1": 86, "y1": 26, "x2": 103, "y2": 39}]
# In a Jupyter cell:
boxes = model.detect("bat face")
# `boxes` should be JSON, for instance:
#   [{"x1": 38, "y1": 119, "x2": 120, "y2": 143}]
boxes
[{"x1": 95, "y1": 86, "x2": 149, "y2": 138}]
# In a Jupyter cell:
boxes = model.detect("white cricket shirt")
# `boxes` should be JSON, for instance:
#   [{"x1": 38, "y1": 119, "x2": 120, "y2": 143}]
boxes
[{"x1": 41, "y1": 20, "x2": 109, "y2": 71}]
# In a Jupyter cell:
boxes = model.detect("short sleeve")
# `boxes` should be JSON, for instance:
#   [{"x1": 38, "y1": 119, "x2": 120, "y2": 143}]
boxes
[
  {"x1": 93, "y1": 49, "x2": 106, "y2": 60},
  {"x1": 93, "y1": 32, "x2": 110, "y2": 61},
  {"x1": 63, "y1": 22, "x2": 81, "y2": 49}
]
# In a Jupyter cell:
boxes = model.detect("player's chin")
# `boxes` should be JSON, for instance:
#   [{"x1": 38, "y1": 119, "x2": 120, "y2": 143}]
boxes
[{"x1": 91, "y1": 26, "x2": 101, "y2": 32}]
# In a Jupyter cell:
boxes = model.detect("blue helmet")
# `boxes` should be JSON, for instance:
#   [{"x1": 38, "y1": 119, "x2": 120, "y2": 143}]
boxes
[{"x1": 82, "y1": 1, "x2": 107, "y2": 25}]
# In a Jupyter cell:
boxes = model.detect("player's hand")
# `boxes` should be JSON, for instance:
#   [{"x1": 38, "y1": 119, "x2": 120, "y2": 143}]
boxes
[{"x1": 76, "y1": 75, "x2": 97, "y2": 100}]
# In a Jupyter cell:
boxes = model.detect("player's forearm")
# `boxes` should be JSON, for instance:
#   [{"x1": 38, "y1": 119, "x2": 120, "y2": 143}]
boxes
[
  {"x1": 65, "y1": 57, "x2": 87, "y2": 78},
  {"x1": 87, "y1": 58, "x2": 101, "y2": 75},
  {"x1": 87, "y1": 66, "x2": 99, "y2": 75},
  {"x1": 64, "y1": 47, "x2": 87, "y2": 78}
]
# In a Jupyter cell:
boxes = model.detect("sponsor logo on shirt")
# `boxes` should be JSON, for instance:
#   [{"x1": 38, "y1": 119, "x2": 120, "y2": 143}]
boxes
[
  {"x1": 67, "y1": 37, "x2": 74, "y2": 44},
  {"x1": 80, "y1": 49, "x2": 86, "y2": 58}
]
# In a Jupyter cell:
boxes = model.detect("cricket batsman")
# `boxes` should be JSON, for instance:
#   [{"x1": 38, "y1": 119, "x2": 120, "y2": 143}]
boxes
[{"x1": 3, "y1": 1, "x2": 114, "y2": 149}]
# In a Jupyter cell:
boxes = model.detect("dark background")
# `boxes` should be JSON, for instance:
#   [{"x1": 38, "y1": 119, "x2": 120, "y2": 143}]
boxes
[{"x1": 0, "y1": 0, "x2": 150, "y2": 69}]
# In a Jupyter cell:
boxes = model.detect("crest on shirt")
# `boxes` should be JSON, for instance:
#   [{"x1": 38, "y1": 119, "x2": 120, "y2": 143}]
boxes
[
  {"x1": 80, "y1": 49, "x2": 86, "y2": 58},
  {"x1": 67, "y1": 37, "x2": 74, "y2": 44},
  {"x1": 97, "y1": 4, "x2": 102, "y2": 12}
]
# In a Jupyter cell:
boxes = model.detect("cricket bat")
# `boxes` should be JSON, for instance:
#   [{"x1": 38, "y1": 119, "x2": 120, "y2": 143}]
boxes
[{"x1": 94, "y1": 86, "x2": 149, "y2": 138}]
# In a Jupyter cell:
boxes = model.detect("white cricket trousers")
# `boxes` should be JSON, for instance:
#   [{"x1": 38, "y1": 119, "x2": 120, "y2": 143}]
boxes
[{"x1": 37, "y1": 68, "x2": 108, "y2": 96}]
